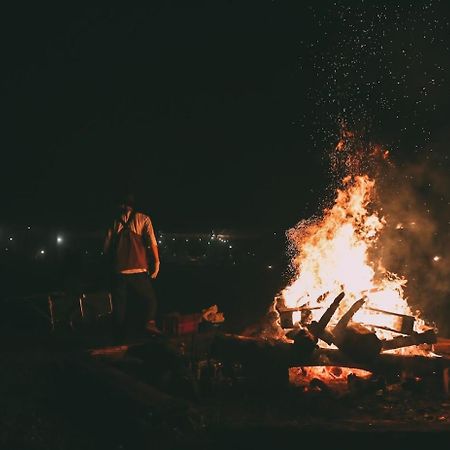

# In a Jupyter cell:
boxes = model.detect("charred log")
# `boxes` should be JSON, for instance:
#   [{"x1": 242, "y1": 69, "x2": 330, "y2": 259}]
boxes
[
  {"x1": 287, "y1": 327, "x2": 318, "y2": 352},
  {"x1": 308, "y1": 292, "x2": 345, "y2": 340},
  {"x1": 209, "y1": 333, "x2": 450, "y2": 393},
  {"x1": 381, "y1": 329, "x2": 437, "y2": 351},
  {"x1": 210, "y1": 334, "x2": 292, "y2": 387},
  {"x1": 211, "y1": 333, "x2": 316, "y2": 366},
  {"x1": 334, "y1": 322, "x2": 382, "y2": 362}
]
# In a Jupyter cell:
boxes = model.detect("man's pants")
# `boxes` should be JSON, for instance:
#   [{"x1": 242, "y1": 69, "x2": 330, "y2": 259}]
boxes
[{"x1": 111, "y1": 272, "x2": 157, "y2": 342}]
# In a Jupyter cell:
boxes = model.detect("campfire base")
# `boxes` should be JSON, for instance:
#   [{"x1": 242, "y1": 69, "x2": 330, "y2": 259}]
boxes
[{"x1": 210, "y1": 334, "x2": 450, "y2": 395}]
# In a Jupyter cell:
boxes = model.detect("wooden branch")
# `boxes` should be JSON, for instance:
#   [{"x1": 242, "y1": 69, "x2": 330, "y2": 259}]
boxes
[{"x1": 381, "y1": 329, "x2": 437, "y2": 351}]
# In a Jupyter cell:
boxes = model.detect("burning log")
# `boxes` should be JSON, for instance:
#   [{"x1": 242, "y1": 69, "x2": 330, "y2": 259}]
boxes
[
  {"x1": 326, "y1": 298, "x2": 382, "y2": 362},
  {"x1": 364, "y1": 306, "x2": 415, "y2": 335},
  {"x1": 277, "y1": 293, "x2": 435, "y2": 363},
  {"x1": 332, "y1": 297, "x2": 366, "y2": 337},
  {"x1": 381, "y1": 329, "x2": 437, "y2": 351},
  {"x1": 210, "y1": 333, "x2": 450, "y2": 393},
  {"x1": 307, "y1": 292, "x2": 345, "y2": 341}
]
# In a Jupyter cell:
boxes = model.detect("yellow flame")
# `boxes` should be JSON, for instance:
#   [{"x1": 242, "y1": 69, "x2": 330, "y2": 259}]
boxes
[{"x1": 281, "y1": 175, "x2": 428, "y2": 350}]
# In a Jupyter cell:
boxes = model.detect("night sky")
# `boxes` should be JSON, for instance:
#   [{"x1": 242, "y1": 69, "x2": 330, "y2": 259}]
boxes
[{"x1": 2, "y1": 1, "x2": 449, "y2": 232}]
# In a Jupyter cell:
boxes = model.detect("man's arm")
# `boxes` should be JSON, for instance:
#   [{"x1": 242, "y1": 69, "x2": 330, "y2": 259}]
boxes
[
  {"x1": 143, "y1": 216, "x2": 160, "y2": 279},
  {"x1": 103, "y1": 228, "x2": 113, "y2": 254}
]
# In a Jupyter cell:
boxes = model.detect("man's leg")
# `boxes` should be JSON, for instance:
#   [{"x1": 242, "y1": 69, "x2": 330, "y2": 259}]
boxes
[
  {"x1": 111, "y1": 274, "x2": 128, "y2": 343},
  {"x1": 128, "y1": 273, "x2": 159, "y2": 335}
]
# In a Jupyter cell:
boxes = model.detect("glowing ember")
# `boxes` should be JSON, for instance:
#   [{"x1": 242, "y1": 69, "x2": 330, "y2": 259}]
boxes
[{"x1": 289, "y1": 366, "x2": 373, "y2": 388}]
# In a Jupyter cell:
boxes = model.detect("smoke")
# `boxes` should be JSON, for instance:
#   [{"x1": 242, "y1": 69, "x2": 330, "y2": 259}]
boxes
[
  {"x1": 375, "y1": 160, "x2": 450, "y2": 336},
  {"x1": 280, "y1": 125, "x2": 450, "y2": 336},
  {"x1": 323, "y1": 126, "x2": 450, "y2": 335}
]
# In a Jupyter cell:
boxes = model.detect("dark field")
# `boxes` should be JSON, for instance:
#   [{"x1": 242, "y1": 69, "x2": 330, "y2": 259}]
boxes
[{"x1": 1, "y1": 263, "x2": 450, "y2": 449}]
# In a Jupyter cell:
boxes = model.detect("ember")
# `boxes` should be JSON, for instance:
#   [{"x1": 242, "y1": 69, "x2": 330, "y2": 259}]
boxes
[{"x1": 289, "y1": 366, "x2": 373, "y2": 391}]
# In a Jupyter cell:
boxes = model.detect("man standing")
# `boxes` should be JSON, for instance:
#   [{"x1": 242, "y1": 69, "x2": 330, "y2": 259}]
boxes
[{"x1": 104, "y1": 194, "x2": 161, "y2": 342}]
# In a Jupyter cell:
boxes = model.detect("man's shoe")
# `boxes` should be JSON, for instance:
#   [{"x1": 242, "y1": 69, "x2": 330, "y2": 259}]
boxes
[{"x1": 146, "y1": 321, "x2": 162, "y2": 336}]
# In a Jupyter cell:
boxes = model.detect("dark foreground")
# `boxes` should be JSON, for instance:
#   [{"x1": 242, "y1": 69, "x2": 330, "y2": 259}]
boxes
[
  {"x1": 1, "y1": 330, "x2": 450, "y2": 450},
  {"x1": 1, "y1": 264, "x2": 450, "y2": 449}
]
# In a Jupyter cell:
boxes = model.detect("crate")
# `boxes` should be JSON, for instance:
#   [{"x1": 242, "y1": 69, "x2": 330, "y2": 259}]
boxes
[{"x1": 162, "y1": 312, "x2": 202, "y2": 336}]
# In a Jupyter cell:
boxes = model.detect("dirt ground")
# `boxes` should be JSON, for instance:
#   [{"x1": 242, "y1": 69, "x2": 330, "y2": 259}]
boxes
[{"x1": 1, "y1": 334, "x2": 450, "y2": 450}]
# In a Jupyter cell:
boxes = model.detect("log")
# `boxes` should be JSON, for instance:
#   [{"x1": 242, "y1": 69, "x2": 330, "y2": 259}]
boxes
[
  {"x1": 307, "y1": 292, "x2": 345, "y2": 340},
  {"x1": 334, "y1": 322, "x2": 382, "y2": 362},
  {"x1": 287, "y1": 327, "x2": 318, "y2": 353},
  {"x1": 210, "y1": 333, "x2": 450, "y2": 387},
  {"x1": 315, "y1": 292, "x2": 346, "y2": 332},
  {"x1": 381, "y1": 329, "x2": 437, "y2": 351},
  {"x1": 363, "y1": 306, "x2": 415, "y2": 335},
  {"x1": 296, "y1": 298, "x2": 370, "y2": 352},
  {"x1": 210, "y1": 333, "x2": 316, "y2": 367},
  {"x1": 210, "y1": 334, "x2": 294, "y2": 387},
  {"x1": 308, "y1": 348, "x2": 450, "y2": 377},
  {"x1": 332, "y1": 298, "x2": 366, "y2": 337},
  {"x1": 329, "y1": 298, "x2": 382, "y2": 362}
]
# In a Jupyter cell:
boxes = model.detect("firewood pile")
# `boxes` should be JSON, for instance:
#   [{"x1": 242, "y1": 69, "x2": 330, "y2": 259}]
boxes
[
  {"x1": 277, "y1": 291, "x2": 437, "y2": 358},
  {"x1": 84, "y1": 292, "x2": 449, "y2": 408},
  {"x1": 209, "y1": 292, "x2": 450, "y2": 394}
]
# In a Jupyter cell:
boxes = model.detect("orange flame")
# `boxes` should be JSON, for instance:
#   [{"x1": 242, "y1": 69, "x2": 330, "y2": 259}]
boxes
[{"x1": 281, "y1": 174, "x2": 429, "y2": 352}]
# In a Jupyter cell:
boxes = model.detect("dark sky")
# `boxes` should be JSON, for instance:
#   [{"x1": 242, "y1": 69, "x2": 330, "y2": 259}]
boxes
[{"x1": 2, "y1": 1, "x2": 449, "y2": 232}]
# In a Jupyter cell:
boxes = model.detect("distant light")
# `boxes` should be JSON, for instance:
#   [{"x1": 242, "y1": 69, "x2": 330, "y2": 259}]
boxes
[
  {"x1": 9, "y1": 237, "x2": 13, "y2": 241},
  {"x1": 433, "y1": 256, "x2": 441, "y2": 262},
  {"x1": 40, "y1": 249, "x2": 45, "y2": 255},
  {"x1": 56, "y1": 235, "x2": 63, "y2": 244},
  {"x1": 268, "y1": 265, "x2": 273, "y2": 269},
  {"x1": 172, "y1": 238, "x2": 176, "y2": 241},
  {"x1": 229, "y1": 245, "x2": 232, "y2": 249},
  {"x1": 27, "y1": 226, "x2": 31, "y2": 230},
  {"x1": 395, "y1": 223, "x2": 404, "y2": 230},
  {"x1": 5, "y1": 247, "x2": 8, "y2": 252},
  {"x1": 158, "y1": 240, "x2": 162, "y2": 244},
  {"x1": 185, "y1": 239, "x2": 189, "y2": 242}
]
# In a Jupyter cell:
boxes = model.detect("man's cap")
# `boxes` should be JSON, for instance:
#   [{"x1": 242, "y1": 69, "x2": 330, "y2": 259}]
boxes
[{"x1": 118, "y1": 193, "x2": 136, "y2": 208}]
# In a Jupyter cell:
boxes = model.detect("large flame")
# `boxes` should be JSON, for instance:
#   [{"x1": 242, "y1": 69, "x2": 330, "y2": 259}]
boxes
[{"x1": 281, "y1": 174, "x2": 428, "y2": 344}]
